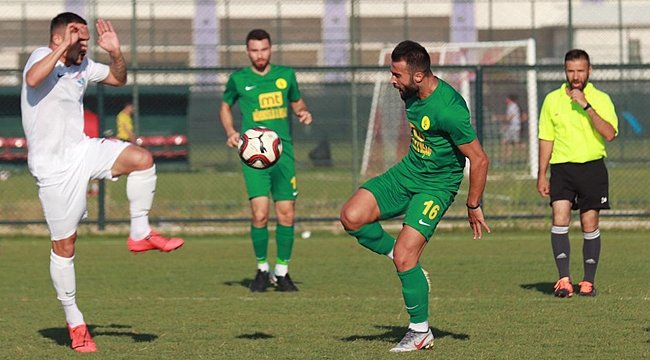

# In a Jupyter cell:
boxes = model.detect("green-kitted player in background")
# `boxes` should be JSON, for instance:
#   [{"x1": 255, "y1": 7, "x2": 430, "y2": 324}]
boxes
[
  {"x1": 219, "y1": 29, "x2": 313, "y2": 292},
  {"x1": 340, "y1": 40, "x2": 490, "y2": 352}
]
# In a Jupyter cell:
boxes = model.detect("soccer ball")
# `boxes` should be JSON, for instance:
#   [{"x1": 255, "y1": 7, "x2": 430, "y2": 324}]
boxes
[{"x1": 238, "y1": 127, "x2": 283, "y2": 169}]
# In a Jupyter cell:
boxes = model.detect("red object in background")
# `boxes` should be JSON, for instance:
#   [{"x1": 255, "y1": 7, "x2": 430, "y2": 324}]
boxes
[{"x1": 83, "y1": 110, "x2": 100, "y2": 138}]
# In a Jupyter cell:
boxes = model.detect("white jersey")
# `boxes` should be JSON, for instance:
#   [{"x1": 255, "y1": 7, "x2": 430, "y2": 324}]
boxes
[
  {"x1": 506, "y1": 101, "x2": 521, "y2": 132},
  {"x1": 21, "y1": 47, "x2": 109, "y2": 182}
]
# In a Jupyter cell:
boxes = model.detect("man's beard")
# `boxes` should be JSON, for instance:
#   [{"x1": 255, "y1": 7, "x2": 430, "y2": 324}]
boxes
[
  {"x1": 66, "y1": 43, "x2": 85, "y2": 66},
  {"x1": 253, "y1": 60, "x2": 269, "y2": 73},
  {"x1": 398, "y1": 84, "x2": 418, "y2": 100},
  {"x1": 568, "y1": 77, "x2": 589, "y2": 90}
]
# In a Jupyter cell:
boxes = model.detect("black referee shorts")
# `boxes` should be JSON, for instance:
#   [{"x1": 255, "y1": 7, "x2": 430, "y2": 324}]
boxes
[{"x1": 549, "y1": 158, "x2": 610, "y2": 211}]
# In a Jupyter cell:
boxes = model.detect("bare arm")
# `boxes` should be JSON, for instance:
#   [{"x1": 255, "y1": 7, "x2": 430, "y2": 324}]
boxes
[
  {"x1": 457, "y1": 139, "x2": 491, "y2": 239},
  {"x1": 25, "y1": 23, "x2": 82, "y2": 88},
  {"x1": 96, "y1": 19, "x2": 127, "y2": 86},
  {"x1": 291, "y1": 98, "x2": 312, "y2": 125},
  {"x1": 219, "y1": 102, "x2": 239, "y2": 148},
  {"x1": 567, "y1": 89, "x2": 616, "y2": 141},
  {"x1": 585, "y1": 107, "x2": 616, "y2": 141},
  {"x1": 537, "y1": 139, "x2": 554, "y2": 197}
]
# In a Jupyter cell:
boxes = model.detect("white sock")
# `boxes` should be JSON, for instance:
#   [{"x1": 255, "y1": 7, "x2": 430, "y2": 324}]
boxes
[
  {"x1": 127, "y1": 165, "x2": 156, "y2": 240},
  {"x1": 130, "y1": 216, "x2": 150, "y2": 241},
  {"x1": 409, "y1": 321, "x2": 430, "y2": 333},
  {"x1": 50, "y1": 250, "x2": 85, "y2": 327},
  {"x1": 257, "y1": 262, "x2": 269, "y2": 272},
  {"x1": 274, "y1": 264, "x2": 288, "y2": 277}
]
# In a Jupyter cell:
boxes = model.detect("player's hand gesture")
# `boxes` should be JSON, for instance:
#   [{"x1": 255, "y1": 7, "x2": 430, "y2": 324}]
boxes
[
  {"x1": 296, "y1": 110, "x2": 312, "y2": 125},
  {"x1": 566, "y1": 88, "x2": 588, "y2": 109},
  {"x1": 226, "y1": 132, "x2": 240, "y2": 148},
  {"x1": 467, "y1": 207, "x2": 490, "y2": 240},
  {"x1": 62, "y1": 23, "x2": 86, "y2": 49},
  {"x1": 95, "y1": 19, "x2": 121, "y2": 55}
]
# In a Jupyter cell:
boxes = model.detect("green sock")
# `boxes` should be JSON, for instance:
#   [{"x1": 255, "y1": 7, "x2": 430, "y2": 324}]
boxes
[
  {"x1": 251, "y1": 226, "x2": 269, "y2": 264},
  {"x1": 347, "y1": 222, "x2": 395, "y2": 255},
  {"x1": 276, "y1": 224, "x2": 294, "y2": 263},
  {"x1": 397, "y1": 264, "x2": 429, "y2": 323}
]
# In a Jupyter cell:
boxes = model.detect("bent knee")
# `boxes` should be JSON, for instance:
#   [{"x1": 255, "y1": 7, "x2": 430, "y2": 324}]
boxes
[
  {"x1": 340, "y1": 207, "x2": 365, "y2": 231},
  {"x1": 132, "y1": 148, "x2": 154, "y2": 169}
]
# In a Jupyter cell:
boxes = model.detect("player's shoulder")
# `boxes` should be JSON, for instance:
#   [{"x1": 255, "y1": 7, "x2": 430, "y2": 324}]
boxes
[
  {"x1": 25, "y1": 47, "x2": 52, "y2": 68},
  {"x1": 229, "y1": 67, "x2": 251, "y2": 80},
  {"x1": 271, "y1": 64, "x2": 295, "y2": 75},
  {"x1": 584, "y1": 83, "x2": 612, "y2": 99},
  {"x1": 543, "y1": 85, "x2": 566, "y2": 102}
]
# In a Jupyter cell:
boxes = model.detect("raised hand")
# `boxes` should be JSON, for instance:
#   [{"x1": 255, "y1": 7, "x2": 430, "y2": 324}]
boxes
[{"x1": 95, "y1": 19, "x2": 121, "y2": 55}]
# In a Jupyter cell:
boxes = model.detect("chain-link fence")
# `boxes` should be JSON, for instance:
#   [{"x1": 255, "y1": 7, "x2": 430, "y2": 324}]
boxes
[{"x1": 1, "y1": 0, "x2": 649, "y2": 226}]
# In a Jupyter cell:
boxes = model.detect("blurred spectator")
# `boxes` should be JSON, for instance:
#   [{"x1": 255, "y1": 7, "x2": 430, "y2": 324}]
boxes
[
  {"x1": 500, "y1": 94, "x2": 523, "y2": 161},
  {"x1": 116, "y1": 101, "x2": 135, "y2": 143}
]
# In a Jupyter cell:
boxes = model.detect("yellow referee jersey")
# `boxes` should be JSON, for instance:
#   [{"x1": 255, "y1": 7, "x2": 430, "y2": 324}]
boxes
[{"x1": 539, "y1": 82, "x2": 618, "y2": 164}]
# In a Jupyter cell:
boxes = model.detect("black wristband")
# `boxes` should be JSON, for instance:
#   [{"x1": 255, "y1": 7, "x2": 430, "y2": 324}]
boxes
[
  {"x1": 583, "y1": 103, "x2": 592, "y2": 111},
  {"x1": 466, "y1": 202, "x2": 481, "y2": 210}
]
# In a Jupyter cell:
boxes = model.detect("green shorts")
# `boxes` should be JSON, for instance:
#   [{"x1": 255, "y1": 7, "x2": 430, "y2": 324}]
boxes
[
  {"x1": 242, "y1": 145, "x2": 297, "y2": 201},
  {"x1": 361, "y1": 166, "x2": 457, "y2": 239}
]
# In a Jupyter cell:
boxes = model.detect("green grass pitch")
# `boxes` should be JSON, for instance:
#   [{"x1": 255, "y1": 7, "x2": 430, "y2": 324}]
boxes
[{"x1": 0, "y1": 228, "x2": 648, "y2": 359}]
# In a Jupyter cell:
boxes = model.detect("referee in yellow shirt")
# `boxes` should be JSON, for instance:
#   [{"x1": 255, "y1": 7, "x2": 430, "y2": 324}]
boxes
[{"x1": 537, "y1": 49, "x2": 618, "y2": 298}]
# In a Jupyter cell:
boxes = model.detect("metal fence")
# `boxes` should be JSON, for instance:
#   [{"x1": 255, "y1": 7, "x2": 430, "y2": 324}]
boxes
[{"x1": 1, "y1": 0, "x2": 649, "y2": 226}]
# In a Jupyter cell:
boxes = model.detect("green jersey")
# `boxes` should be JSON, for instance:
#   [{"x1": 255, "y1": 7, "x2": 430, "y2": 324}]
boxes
[
  {"x1": 222, "y1": 65, "x2": 301, "y2": 143},
  {"x1": 395, "y1": 78, "x2": 477, "y2": 189}
]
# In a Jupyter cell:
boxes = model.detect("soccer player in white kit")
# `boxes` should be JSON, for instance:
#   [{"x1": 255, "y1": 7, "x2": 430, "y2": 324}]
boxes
[{"x1": 20, "y1": 12, "x2": 184, "y2": 353}]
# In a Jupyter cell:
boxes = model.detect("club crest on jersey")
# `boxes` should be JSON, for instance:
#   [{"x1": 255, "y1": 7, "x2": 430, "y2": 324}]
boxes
[
  {"x1": 275, "y1": 78, "x2": 288, "y2": 89},
  {"x1": 421, "y1": 116, "x2": 431, "y2": 130}
]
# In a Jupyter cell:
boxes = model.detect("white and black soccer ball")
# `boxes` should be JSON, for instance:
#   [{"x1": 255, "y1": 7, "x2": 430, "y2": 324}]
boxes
[{"x1": 238, "y1": 127, "x2": 283, "y2": 169}]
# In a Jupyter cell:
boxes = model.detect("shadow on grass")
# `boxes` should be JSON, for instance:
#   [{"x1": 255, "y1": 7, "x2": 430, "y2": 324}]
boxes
[
  {"x1": 341, "y1": 325, "x2": 469, "y2": 343},
  {"x1": 223, "y1": 278, "x2": 252, "y2": 289},
  {"x1": 646, "y1": 327, "x2": 650, "y2": 343},
  {"x1": 520, "y1": 282, "x2": 556, "y2": 296},
  {"x1": 223, "y1": 277, "x2": 302, "y2": 290},
  {"x1": 39, "y1": 324, "x2": 158, "y2": 347},
  {"x1": 236, "y1": 332, "x2": 274, "y2": 340}
]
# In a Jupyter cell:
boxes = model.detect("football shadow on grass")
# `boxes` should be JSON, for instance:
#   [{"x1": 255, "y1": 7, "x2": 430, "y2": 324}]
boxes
[
  {"x1": 236, "y1": 332, "x2": 274, "y2": 340},
  {"x1": 39, "y1": 324, "x2": 158, "y2": 347},
  {"x1": 520, "y1": 282, "x2": 556, "y2": 296},
  {"x1": 340, "y1": 325, "x2": 469, "y2": 343}
]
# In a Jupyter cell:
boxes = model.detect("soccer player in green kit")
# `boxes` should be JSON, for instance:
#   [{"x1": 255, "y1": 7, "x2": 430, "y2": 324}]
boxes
[
  {"x1": 220, "y1": 29, "x2": 312, "y2": 292},
  {"x1": 340, "y1": 40, "x2": 490, "y2": 352}
]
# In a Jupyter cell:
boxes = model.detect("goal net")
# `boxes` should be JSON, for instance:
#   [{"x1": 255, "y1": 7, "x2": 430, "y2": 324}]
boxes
[{"x1": 361, "y1": 39, "x2": 538, "y2": 179}]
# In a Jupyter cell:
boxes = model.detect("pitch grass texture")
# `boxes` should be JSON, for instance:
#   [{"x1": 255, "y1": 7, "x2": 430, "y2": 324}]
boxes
[{"x1": 0, "y1": 229, "x2": 648, "y2": 359}]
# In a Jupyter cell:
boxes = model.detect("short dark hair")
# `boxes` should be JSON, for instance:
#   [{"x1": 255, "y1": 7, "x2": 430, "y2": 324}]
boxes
[
  {"x1": 391, "y1": 40, "x2": 431, "y2": 74},
  {"x1": 507, "y1": 94, "x2": 518, "y2": 102},
  {"x1": 50, "y1": 12, "x2": 87, "y2": 35},
  {"x1": 246, "y1": 29, "x2": 271, "y2": 45},
  {"x1": 564, "y1": 49, "x2": 590, "y2": 66}
]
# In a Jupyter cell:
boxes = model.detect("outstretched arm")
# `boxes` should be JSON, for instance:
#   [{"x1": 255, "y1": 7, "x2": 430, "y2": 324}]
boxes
[
  {"x1": 96, "y1": 19, "x2": 127, "y2": 86},
  {"x1": 457, "y1": 139, "x2": 491, "y2": 239}
]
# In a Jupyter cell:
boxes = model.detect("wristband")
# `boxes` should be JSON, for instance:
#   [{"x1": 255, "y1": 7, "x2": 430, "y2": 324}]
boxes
[
  {"x1": 583, "y1": 103, "x2": 592, "y2": 111},
  {"x1": 466, "y1": 202, "x2": 481, "y2": 210}
]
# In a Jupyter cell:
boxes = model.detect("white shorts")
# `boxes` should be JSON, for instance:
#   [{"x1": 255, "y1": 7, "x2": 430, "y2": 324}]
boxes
[
  {"x1": 502, "y1": 125, "x2": 521, "y2": 143},
  {"x1": 38, "y1": 138, "x2": 130, "y2": 240}
]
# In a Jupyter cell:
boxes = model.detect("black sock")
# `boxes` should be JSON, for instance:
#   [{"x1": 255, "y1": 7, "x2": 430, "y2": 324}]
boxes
[
  {"x1": 551, "y1": 226, "x2": 571, "y2": 279},
  {"x1": 582, "y1": 229, "x2": 601, "y2": 284}
]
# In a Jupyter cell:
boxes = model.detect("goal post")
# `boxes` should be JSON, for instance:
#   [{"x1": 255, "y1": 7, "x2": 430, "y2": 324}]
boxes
[{"x1": 361, "y1": 38, "x2": 538, "y2": 179}]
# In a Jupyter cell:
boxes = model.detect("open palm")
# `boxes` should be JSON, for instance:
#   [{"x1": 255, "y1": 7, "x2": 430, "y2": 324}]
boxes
[{"x1": 95, "y1": 19, "x2": 120, "y2": 54}]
